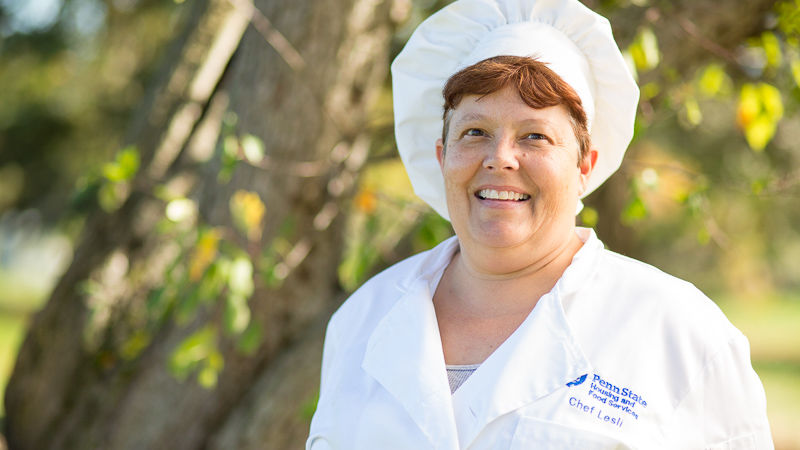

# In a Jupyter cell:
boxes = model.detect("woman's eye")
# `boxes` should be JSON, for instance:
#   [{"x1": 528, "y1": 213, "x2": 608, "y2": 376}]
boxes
[
  {"x1": 523, "y1": 133, "x2": 547, "y2": 141},
  {"x1": 464, "y1": 128, "x2": 485, "y2": 137}
]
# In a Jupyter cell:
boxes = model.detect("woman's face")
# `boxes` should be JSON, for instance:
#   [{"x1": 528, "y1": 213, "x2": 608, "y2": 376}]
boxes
[{"x1": 436, "y1": 85, "x2": 596, "y2": 252}]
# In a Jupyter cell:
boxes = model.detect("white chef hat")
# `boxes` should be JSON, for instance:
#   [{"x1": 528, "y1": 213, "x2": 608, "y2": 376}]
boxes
[{"x1": 392, "y1": 0, "x2": 639, "y2": 220}]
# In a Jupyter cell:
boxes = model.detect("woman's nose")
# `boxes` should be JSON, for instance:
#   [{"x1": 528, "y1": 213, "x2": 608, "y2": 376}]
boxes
[{"x1": 483, "y1": 138, "x2": 519, "y2": 171}]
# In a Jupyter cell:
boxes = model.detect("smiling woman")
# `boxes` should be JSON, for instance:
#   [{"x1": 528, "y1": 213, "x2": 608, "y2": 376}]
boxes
[
  {"x1": 306, "y1": 0, "x2": 773, "y2": 448},
  {"x1": 436, "y1": 82, "x2": 593, "y2": 268}
]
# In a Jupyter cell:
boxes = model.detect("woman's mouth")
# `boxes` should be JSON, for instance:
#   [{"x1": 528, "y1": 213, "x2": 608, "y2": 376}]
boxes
[{"x1": 475, "y1": 189, "x2": 531, "y2": 201}]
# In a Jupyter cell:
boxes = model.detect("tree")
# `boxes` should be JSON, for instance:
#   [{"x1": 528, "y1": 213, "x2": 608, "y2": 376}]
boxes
[
  {"x1": 4, "y1": 0, "x2": 796, "y2": 448},
  {"x1": 4, "y1": 0, "x2": 393, "y2": 447}
]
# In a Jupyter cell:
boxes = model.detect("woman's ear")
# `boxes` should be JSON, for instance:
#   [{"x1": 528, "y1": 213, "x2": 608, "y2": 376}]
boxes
[
  {"x1": 579, "y1": 149, "x2": 598, "y2": 193},
  {"x1": 436, "y1": 138, "x2": 445, "y2": 168}
]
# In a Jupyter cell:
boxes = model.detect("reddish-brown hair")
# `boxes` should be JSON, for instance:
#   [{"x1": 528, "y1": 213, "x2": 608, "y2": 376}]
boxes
[{"x1": 442, "y1": 55, "x2": 591, "y2": 161}]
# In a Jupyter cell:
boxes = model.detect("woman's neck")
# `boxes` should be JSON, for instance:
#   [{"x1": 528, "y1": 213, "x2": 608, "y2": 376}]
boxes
[{"x1": 440, "y1": 228, "x2": 584, "y2": 317}]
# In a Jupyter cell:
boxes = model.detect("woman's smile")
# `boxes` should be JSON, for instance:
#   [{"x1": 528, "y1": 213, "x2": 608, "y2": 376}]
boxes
[{"x1": 475, "y1": 187, "x2": 531, "y2": 202}]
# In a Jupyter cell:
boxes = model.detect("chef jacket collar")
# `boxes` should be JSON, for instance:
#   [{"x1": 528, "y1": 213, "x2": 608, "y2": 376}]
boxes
[
  {"x1": 361, "y1": 238, "x2": 461, "y2": 449},
  {"x1": 362, "y1": 228, "x2": 600, "y2": 448}
]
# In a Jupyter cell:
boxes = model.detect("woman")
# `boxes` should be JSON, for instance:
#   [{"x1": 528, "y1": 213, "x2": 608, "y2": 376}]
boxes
[{"x1": 307, "y1": 0, "x2": 773, "y2": 448}]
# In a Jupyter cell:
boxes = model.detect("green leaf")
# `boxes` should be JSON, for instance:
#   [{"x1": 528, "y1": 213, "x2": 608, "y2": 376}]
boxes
[
  {"x1": 197, "y1": 258, "x2": 229, "y2": 300},
  {"x1": 641, "y1": 81, "x2": 660, "y2": 100},
  {"x1": 174, "y1": 285, "x2": 203, "y2": 324},
  {"x1": 696, "y1": 228, "x2": 710, "y2": 245},
  {"x1": 224, "y1": 292, "x2": 251, "y2": 335},
  {"x1": 629, "y1": 27, "x2": 660, "y2": 72},
  {"x1": 751, "y1": 179, "x2": 767, "y2": 195},
  {"x1": 579, "y1": 207, "x2": 598, "y2": 228},
  {"x1": 790, "y1": 59, "x2": 800, "y2": 88},
  {"x1": 412, "y1": 213, "x2": 454, "y2": 253},
  {"x1": 223, "y1": 135, "x2": 239, "y2": 158},
  {"x1": 98, "y1": 182, "x2": 122, "y2": 212},
  {"x1": 121, "y1": 331, "x2": 151, "y2": 361},
  {"x1": 622, "y1": 196, "x2": 647, "y2": 224},
  {"x1": 237, "y1": 321, "x2": 263, "y2": 355},
  {"x1": 300, "y1": 391, "x2": 320, "y2": 422},
  {"x1": 168, "y1": 325, "x2": 218, "y2": 380},
  {"x1": 102, "y1": 146, "x2": 140, "y2": 182}
]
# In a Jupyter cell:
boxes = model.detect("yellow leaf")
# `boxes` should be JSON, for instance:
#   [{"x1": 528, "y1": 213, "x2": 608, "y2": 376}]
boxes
[
  {"x1": 761, "y1": 31, "x2": 782, "y2": 68},
  {"x1": 790, "y1": 59, "x2": 800, "y2": 88},
  {"x1": 737, "y1": 82, "x2": 783, "y2": 151},
  {"x1": 639, "y1": 28, "x2": 660, "y2": 70},
  {"x1": 198, "y1": 366, "x2": 217, "y2": 388},
  {"x1": 622, "y1": 50, "x2": 639, "y2": 82},
  {"x1": 697, "y1": 64, "x2": 730, "y2": 97},
  {"x1": 744, "y1": 115, "x2": 776, "y2": 152},
  {"x1": 684, "y1": 97, "x2": 702, "y2": 127},
  {"x1": 736, "y1": 83, "x2": 760, "y2": 129},
  {"x1": 629, "y1": 27, "x2": 660, "y2": 72},
  {"x1": 758, "y1": 83, "x2": 783, "y2": 120},
  {"x1": 189, "y1": 229, "x2": 220, "y2": 281},
  {"x1": 230, "y1": 190, "x2": 266, "y2": 241}
]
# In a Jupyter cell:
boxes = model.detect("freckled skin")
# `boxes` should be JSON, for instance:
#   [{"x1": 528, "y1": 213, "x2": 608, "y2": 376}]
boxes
[{"x1": 436, "y1": 86, "x2": 596, "y2": 274}]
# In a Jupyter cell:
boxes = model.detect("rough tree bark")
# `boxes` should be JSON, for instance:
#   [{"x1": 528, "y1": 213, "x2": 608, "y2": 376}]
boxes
[
  {"x1": 4, "y1": 0, "x2": 779, "y2": 448},
  {"x1": 4, "y1": 0, "x2": 392, "y2": 448}
]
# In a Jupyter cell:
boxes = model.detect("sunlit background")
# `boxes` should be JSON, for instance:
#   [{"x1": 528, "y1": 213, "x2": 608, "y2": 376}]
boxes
[{"x1": 1, "y1": 0, "x2": 799, "y2": 447}]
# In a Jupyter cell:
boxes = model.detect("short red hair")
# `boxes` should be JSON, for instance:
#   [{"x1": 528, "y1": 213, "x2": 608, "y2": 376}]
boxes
[{"x1": 441, "y1": 55, "x2": 591, "y2": 161}]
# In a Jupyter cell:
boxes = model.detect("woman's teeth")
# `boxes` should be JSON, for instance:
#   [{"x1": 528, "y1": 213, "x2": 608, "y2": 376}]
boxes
[{"x1": 477, "y1": 189, "x2": 530, "y2": 201}]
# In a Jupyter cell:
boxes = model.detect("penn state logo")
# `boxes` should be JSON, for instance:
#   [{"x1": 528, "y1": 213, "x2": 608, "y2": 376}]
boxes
[{"x1": 566, "y1": 374, "x2": 588, "y2": 387}]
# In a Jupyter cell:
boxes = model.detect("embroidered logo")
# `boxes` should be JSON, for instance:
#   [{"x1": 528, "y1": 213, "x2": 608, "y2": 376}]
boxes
[
  {"x1": 566, "y1": 373, "x2": 588, "y2": 387},
  {"x1": 565, "y1": 373, "x2": 649, "y2": 430}
]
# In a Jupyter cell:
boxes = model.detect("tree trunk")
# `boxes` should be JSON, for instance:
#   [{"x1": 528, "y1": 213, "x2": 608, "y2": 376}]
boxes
[{"x1": 4, "y1": 0, "x2": 392, "y2": 448}]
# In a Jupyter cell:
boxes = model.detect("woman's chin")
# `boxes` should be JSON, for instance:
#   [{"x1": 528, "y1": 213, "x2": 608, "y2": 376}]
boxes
[{"x1": 469, "y1": 222, "x2": 533, "y2": 249}]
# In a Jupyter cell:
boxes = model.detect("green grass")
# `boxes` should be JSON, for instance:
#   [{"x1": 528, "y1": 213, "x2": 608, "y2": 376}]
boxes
[
  {"x1": 0, "y1": 313, "x2": 27, "y2": 417},
  {"x1": 720, "y1": 296, "x2": 800, "y2": 362},
  {"x1": 719, "y1": 296, "x2": 800, "y2": 449},
  {"x1": 0, "y1": 268, "x2": 46, "y2": 418},
  {"x1": 754, "y1": 361, "x2": 800, "y2": 449}
]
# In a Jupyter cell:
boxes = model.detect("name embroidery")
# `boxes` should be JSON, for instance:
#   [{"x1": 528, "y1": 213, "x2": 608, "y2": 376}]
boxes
[{"x1": 566, "y1": 373, "x2": 648, "y2": 428}]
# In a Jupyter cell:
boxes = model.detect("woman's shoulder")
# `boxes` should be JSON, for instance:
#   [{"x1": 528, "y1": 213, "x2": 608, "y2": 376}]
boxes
[{"x1": 588, "y1": 246, "x2": 744, "y2": 351}]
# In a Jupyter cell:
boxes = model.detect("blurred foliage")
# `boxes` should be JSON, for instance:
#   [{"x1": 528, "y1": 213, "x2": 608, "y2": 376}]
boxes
[
  {"x1": 1, "y1": 0, "x2": 799, "y2": 443},
  {"x1": 0, "y1": 0, "x2": 180, "y2": 219}
]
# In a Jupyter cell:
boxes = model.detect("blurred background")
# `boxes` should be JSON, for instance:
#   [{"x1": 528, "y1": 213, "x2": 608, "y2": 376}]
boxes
[{"x1": 0, "y1": 0, "x2": 798, "y2": 448}]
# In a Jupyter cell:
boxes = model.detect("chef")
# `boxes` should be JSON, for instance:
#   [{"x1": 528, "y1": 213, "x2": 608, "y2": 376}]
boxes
[{"x1": 307, "y1": 0, "x2": 773, "y2": 448}]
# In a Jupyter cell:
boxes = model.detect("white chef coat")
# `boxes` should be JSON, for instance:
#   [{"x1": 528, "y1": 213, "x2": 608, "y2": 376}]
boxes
[{"x1": 307, "y1": 228, "x2": 773, "y2": 449}]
